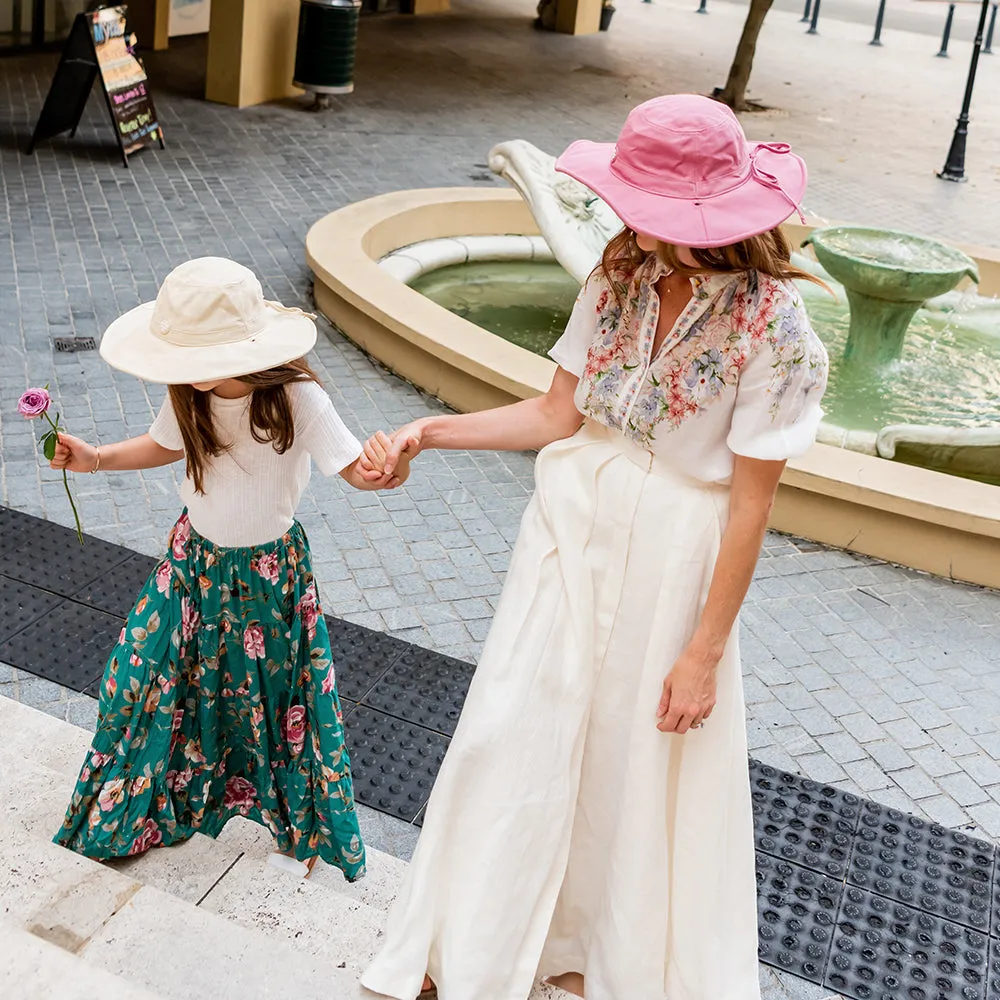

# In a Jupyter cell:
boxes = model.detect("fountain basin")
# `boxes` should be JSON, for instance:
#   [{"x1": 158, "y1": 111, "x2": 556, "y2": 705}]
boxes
[
  {"x1": 802, "y1": 227, "x2": 980, "y2": 366},
  {"x1": 305, "y1": 187, "x2": 1000, "y2": 588}
]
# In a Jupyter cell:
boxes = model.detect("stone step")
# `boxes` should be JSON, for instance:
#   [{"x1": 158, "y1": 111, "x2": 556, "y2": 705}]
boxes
[
  {"x1": 0, "y1": 920, "x2": 164, "y2": 1000},
  {"x1": 0, "y1": 696, "x2": 572, "y2": 1000},
  {"x1": 0, "y1": 694, "x2": 407, "y2": 907}
]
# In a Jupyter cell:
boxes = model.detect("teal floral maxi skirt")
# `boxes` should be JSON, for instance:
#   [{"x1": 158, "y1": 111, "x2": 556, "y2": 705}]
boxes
[{"x1": 54, "y1": 512, "x2": 366, "y2": 881}]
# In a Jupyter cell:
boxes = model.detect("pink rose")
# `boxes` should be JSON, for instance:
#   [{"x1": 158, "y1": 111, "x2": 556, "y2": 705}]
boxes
[
  {"x1": 155, "y1": 562, "x2": 172, "y2": 594},
  {"x1": 296, "y1": 583, "x2": 319, "y2": 641},
  {"x1": 171, "y1": 515, "x2": 191, "y2": 560},
  {"x1": 128, "y1": 818, "x2": 163, "y2": 856},
  {"x1": 129, "y1": 653, "x2": 142, "y2": 667},
  {"x1": 284, "y1": 704, "x2": 307, "y2": 756},
  {"x1": 243, "y1": 624, "x2": 265, "y2": 660},
  {"x1": 172, "y1": 708, "x2": 185, "y2": 731},
  {"x1": 105, "y1": 673, "x2": 117, "y2": 699},
  {"x1": 17, "y1": 387, "x2": 50, "y2": 419},
  {"x1": 118, "y1": 626, "x2": 127, "y2": 645},
  {"x1": 181, "y1": 597, "x2": 200, "y2": 642},
  {"x1": 321, "y1": 665, "x2": 336, "y2": 696},
  {"x1": 223, "y1": 775, "x2": 257, "y2": 815},
  {"x1": 90, "y1": 750, "x2": 112, "y2": 769},
  {"x1": 256, "y1": 552, "x2": 280, "y2": 585}
]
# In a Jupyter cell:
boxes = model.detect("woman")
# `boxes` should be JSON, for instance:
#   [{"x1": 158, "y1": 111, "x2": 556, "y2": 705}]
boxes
[{"x1": 361, "y1": 94, "x2": 829, "y2": 1000}]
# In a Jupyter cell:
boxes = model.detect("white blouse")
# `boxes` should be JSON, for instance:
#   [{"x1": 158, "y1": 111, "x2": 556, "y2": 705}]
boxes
[
  {"x1": 549, "y1": 255, "x2": 829, "y2": 484},
  {"x1": 149, "y1": 380, "x2": 362, "y2": 548}
]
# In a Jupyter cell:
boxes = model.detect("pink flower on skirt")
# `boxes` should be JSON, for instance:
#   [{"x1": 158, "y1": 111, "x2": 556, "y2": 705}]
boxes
[
  {"x1": 128, "y1": 818, "x2": 163, "y2": 855},
  {"x1": 98, "y1": 778, "x2": 127, "y2": 813},
  {"x1": 321, "y1": 665, "x2": 336, "y2": 696},
  {"x1": 296, "y1": 583, "x2": 319, "y2": 641},
  {"x1": 256, "y1": 551, "x2": 280, "y2": 585},
  {"x1": 166, "y1": 766, "x2": 193, "y2": 791},
  {"x1": 243, "y1": 624, "x2": 265, "y2": 659},
  {"x1": 284, "y1": 704, "x2": 307, "y2": 756},
  {"x1": 171, "y1": 515, "x2": 191, "y2": 560},
  {"x1": 155, "y1": 561, "x2": 172, "y2": 594},
  {"x1": 181, "y1": 596, "x2": 200, "y2": 642},
  {"x1": 223, "y1": 775, "x2": 257, "y2": 815},
  {"x1": 172, "y1": 707, "x2": 185, "y2": 731},
  {"x1": 118, "y1": 626, "x2": 127, "y2": 645}
]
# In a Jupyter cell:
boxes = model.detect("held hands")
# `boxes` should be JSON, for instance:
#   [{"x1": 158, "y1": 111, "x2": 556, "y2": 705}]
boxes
[
  {"x1": 50, "y1": 433, "x2": 99, "y2": 474},
  {"x1": 656, "y1": 641, "x2": 721, "y2": 734},
  {"x1": 361, "y1": 425, "x2": 423, "y2": 481}
]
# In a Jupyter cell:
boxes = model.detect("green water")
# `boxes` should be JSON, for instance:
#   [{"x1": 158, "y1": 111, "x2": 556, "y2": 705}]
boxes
[
  {"x1": 413, "y1": 261, "x2": 1000, "y2": 437},
  {"x1": 411, "y1": 261, "x2": 579, "y2": 357}
]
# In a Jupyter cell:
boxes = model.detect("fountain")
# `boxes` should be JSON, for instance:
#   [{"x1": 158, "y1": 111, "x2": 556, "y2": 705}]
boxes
[
  {"x1": 801, "y1": 226, "x2": 979, "y2": 365},
  {"x1": 303, "y1": 158, "x2": 1000, "y2": 588}
]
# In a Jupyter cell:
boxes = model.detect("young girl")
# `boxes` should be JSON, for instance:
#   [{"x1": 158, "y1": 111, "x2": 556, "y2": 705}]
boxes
[{"x1": 51, "y1": 256, "x2": 408, "y2": 880}]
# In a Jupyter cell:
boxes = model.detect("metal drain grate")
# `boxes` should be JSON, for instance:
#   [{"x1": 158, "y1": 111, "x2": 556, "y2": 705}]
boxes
[{"x1": 53, "y1": 336, "x2": 97, "y2": 353}]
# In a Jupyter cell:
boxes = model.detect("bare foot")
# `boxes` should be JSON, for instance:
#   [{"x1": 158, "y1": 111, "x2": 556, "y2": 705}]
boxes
[{"x1": 547, "y1": 972, "x2": 585, "y2": 997}]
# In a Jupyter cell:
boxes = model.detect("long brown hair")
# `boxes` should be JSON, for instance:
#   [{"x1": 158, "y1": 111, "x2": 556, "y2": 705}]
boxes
[
  {"x1": 168, "y1": 358, "x2": 321, "y2": 494},
  {"x1": 598, "y1": 226, "x2": 827, "y2": 305}
]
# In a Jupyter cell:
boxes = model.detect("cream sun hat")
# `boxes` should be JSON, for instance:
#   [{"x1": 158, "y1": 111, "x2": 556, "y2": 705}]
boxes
[{"x1": 99, "y1": 257, "x2": 318, "y2": 384}]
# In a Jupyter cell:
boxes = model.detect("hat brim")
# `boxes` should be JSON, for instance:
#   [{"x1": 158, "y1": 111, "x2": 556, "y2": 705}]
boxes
[
  {"x1": 555, "y1": 139, "x2": 808, "y2": 249},
  {"x1": 99, "y1": 302, "x2": 319, "y2": 384}
]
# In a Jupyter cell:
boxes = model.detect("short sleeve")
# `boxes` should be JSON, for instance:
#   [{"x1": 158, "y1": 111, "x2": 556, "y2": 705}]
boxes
[
  {"x1": 726, "y1": 290, "x2": 829, "y2": 462},
  {"x1": 294, "y1": 382, "x2": 363, "y2": 476},
  {"x1": 148, "y1": 396, "x2": 185, "y2": 451},
  {"x1": 548, "y1": 274, "x2": 606, "y2": 377}
]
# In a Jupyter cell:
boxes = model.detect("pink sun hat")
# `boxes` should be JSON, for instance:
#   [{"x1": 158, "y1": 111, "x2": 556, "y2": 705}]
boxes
[{"x1": 555, "y1": 94, "x2": 807, "y2": 249}]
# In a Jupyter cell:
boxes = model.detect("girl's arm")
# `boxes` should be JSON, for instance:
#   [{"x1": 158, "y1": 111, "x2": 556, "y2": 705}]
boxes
[
  {"x1": 373, "y1": 368, "x2": 583, "y2": 476},
  {"x1": 656, "y1": 455, "x2": 785, "y2": 734},
  {"x1": 51, "y1": 432, "x2": 183, "y2": 473}
]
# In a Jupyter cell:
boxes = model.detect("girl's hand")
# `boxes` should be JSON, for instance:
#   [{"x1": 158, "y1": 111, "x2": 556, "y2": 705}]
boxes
[
  {"x1": 50, "y1": 433, "x2": 98, "y2": 474},
  {"x1": 656, "y1": 642, "x2": 721, "y2": 734},
  {"x1": 361, "y1": 431, "x2": 393, "y2": 474},
  {"x1": 382, "y1": 421, "x2": 427, "y2": 477}
]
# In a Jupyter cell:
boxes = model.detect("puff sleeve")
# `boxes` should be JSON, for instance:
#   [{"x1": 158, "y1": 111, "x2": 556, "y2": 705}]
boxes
[
  {"x1": 293, "y1": 381, "x2": 363, "y2": 477},
  {"x1": 548, "y1": 274, "x2": 607, "y2": 377},
  {"x1": 726, "y1": 289, "x2": 829, "y2": 462}
]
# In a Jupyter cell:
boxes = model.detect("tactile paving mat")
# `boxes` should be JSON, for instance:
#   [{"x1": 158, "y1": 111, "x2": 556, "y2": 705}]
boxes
[{"x1": 6, "y1": 505, "x2": 1000, "y2": 1000}]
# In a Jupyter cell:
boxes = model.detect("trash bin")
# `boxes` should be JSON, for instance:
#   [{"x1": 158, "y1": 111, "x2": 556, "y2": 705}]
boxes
[{"x1": 293, "y1": 0, "x2": 363, "y2": 99}]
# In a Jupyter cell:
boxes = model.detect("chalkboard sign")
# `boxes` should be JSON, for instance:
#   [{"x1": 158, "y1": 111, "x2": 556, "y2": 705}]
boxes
[{"x1": 27, "y1": 5, "x2": 164, "y2": 169}]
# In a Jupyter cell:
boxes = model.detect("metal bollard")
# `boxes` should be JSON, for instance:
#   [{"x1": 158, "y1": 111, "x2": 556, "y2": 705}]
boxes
[
  {"x1": 985, "y1": 2, "x2": 998, "y2": 52},
  {"x1": 800, "y1": 0, "x2": 812, "y2": 23},
  {"x1": 807, "y1": 0, "x2": 820, "y2": 33},
  {"x1": 938, "y1": 3, "x2": 956, "y2": 56},
  {"x1": 697, "y1": 0, "x2": 708, "y2": 12},
  {"x1": 871, "y1": 0, "x2": 887, "y2": 45}
]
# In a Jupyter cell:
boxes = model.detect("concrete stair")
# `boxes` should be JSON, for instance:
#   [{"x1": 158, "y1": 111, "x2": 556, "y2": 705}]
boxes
[{"x1": 0, "y1": 696, "x2": 571, "y2": 1000}]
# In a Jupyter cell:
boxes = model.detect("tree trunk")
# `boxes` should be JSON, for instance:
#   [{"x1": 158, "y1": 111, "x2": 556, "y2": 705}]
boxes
[{"x1": 717, "y1": 0, "x2": 774, "y2": 111}]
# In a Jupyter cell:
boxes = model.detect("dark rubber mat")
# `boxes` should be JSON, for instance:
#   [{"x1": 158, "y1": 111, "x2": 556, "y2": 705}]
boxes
[
  {"x1": 0, "y1": 598, "x2": 121, "y2": 692},
  {"x1": 3, "y1": 512, "x2": 134, "y2": 595},
  {"x1": 344, "y1": 706, "x2": 449, "y2": 823},
  {"x1": 72, "y1": 553, "x2": 159, "y2": 620},
  {"x1": 0, "y1": 576, "x2": 65, "y2": 644},
  {"x1": 756, "y1": 853, "x2": 842, "y2": 985},
  {"x1": 362, "y1": 646, "x2": 476, "y2": 737},
  {"x1": 850, "y1": 801, "x2": 995, "y2": 932},
  {"x1": 751, "y1": 759, "x2": 862, "y2": 878},
  {"x1": 825, "y1": 886, "x2": 990, "y2": 1000},
  {"x1": 328, "y1": 616, "x2": 405, "y2": 702}
]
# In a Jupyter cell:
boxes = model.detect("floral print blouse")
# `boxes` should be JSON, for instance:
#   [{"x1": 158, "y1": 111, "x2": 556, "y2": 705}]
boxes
[{"x1": 549, "y1": 254, "x2": 829, "y2": 483}]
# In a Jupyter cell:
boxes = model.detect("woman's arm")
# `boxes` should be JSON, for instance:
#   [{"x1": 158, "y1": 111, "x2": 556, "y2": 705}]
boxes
[
  {"x1": 51, "y1": 432, "x2": 183, "y2": 473},
  {"x1": 656, "y1": 454, "x2": 785, "y2": 734},
  {"x1": 374, "y1": 368, "x2": 583, "y2": 476}
]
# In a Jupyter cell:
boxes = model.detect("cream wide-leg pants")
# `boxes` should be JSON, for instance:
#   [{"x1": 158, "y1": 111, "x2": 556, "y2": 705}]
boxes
[{"x1": 361, "y1": 422, "x2": 761, "y2": 1000}]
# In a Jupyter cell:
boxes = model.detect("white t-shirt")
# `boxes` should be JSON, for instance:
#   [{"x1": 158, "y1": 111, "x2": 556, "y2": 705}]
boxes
[
  {"x1": 548, "y1": 256, "x2": 829, "y2": 484},
  {"x1": 149, "y1": 380, "x2": 362, "y2": 548}
]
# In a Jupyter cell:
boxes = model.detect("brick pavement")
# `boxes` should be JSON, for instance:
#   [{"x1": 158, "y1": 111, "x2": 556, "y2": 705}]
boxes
[{"x1": 1, "y1": 0, "x2": 1000, "y2": 931}]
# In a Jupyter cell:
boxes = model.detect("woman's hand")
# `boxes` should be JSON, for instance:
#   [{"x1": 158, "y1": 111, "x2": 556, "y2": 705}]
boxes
[
  {"x1": 362, "y1": 428, "x2": 421, "y2": 480},
  {"x1": 50, "y1": 433, "x2": 99, "y2": 473},
  {"x1": 656, "y1": 642, "x2": 721, "y2": 734}
]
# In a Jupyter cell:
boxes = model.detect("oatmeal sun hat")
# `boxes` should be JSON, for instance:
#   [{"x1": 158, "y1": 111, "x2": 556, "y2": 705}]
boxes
[
  {"x1": 555, "y1": 93, "x2": 807, "y2": 249},
  {"x1": 99, "y1": 257, "x2": 318, "y2": 384}
]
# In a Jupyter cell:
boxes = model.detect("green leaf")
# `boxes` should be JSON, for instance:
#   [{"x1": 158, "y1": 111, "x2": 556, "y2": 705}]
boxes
[{"x1": 42, "y1": 431, "x2": 57, "y2": 461}]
